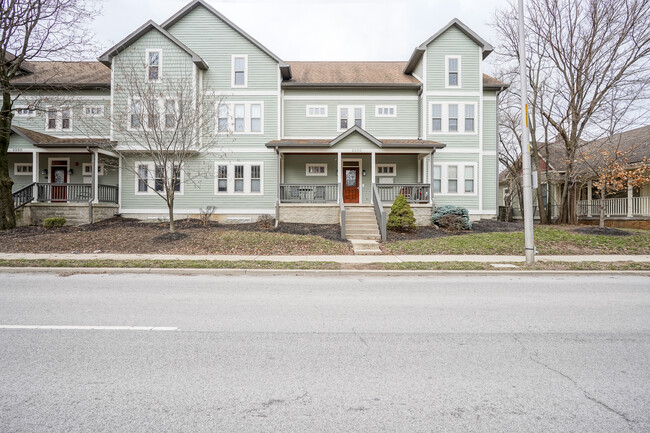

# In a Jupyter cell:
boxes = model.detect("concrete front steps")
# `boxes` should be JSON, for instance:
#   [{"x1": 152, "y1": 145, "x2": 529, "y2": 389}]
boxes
[{"x1": 345, "y1": 206, "x2": 383, "y2": 255}]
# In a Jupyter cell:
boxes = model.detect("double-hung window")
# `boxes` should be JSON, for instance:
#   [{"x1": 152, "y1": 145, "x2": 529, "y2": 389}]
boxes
[
  {"x1": 234, "y1": 165, "x2": 244, "y2": 192},
  {"x1": 130, "y1": 100, "x2": 142, "y2": 129},
  {"x1": 154, "y1": 165, "x2": 165, "y2": 192},
  {"x1": 147, "y1": 50, "x2": 161, "y2": 82},
  {"x1": 464, "y1": 105, "x2": 475, "y2": 132},
  {"x1": 447, "y1": 56, "x2": 460, "y2": 87},
  {"x1": 232, "y1": 55, "x2": 247, "y2": 87},
  {"x1": 448, "y1": 104, "x2": 458, "y2": 132},
  {"x1": 217, "y1": 104, "x2": 229, "y2": 132},
  {"x1": 165, "y1": 100, "x2": 177, "y2": 129},
  {"x1": 217, "y1": 165, "x2": 228, "y2": 193},
  {"x1": 250, "y1": 165, "x2": 261, "y2": 193},
  {"x1": 136, "y1": 162, "x2": 183, "y2": 195},
  {"x1": 137, "y1": 164, "x2": 149, "y2": 192},
  {"x1": 218, "y1": 102, "x2": 263, "y2": 133},
  {"x1": 464, "y1": 166, "x2": 475, "y2": 193},
  {"x1": 431, "y1": 104, "x2": 442, "y2": 132},
  {"x1": 234, "y1": 104, "x2": 245, "y2": 132},
  {"x1": 61, "y1": 108, "x2": 71, "y2": 130},
  {"x1": 338, "y1": 106, "x2": 364, "y2": 131},
  {"x1": 433, "y1": 165, "x2": 441, "y2": 193},
  {"x1": 448, "y1": 165, "x2": 458, "y2": 193},
  {"x1": 46, "y1": 108, "x2": 57, "y2": 130},
  {"x1": 45, "y1": 107, "x2": 72, "y2": 131},
  {"x1": 250, "y1": 104, "x2": 261, "y2": 132}
]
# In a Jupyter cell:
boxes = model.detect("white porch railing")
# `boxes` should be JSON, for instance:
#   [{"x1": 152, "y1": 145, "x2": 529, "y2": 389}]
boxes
[{"x1": 577, "y1": 196, "x2": 650, "y2": 217}]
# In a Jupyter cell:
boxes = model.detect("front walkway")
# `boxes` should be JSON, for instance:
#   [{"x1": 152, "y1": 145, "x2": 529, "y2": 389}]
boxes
[{"x1": 1, "y1": 253, "x2": 648, "y2": 263}]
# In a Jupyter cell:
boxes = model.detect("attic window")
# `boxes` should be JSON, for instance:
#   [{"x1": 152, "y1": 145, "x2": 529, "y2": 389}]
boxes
[
  {"x1": 147, "y1": 50, "x2": 161, "y2": 82},
  {"x1": 232, "y1": 55, "x2": 248, "y2": 87},
  {"x1": 446, "y1": 56, "x2": 461, "y2": 87}
]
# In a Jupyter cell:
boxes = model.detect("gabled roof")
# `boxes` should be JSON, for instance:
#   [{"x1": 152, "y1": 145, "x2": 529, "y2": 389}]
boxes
[
  {"x1": 10, "y1": 61, "x2": 110, "y2": 90},
  {"x1": 404, "y1": 18, "x2": 494, "y2": 74},
  {"x1": 161, "y1": 0, "x2": 290, "y2": 79},
  {"x1": 98, "y1": 20, "x2": 208, "y2": 70},
  {"x1": 266, "y1": 125, "x2": 445, "y2": 150},
  {"x1": 11, "y1": 126, "x2": 113, "y2": 148}
]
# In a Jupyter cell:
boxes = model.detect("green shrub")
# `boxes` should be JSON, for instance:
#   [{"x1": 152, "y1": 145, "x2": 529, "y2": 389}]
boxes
[
  {"x1": 43, "y1": 217, "x2": 66, "y2": 229},
  {"x1": 387, "y1": 194, "x2": 416, "y2": 231},
  {"x1": 432, "y1": 205, "x2": 471, "y2": 230}
]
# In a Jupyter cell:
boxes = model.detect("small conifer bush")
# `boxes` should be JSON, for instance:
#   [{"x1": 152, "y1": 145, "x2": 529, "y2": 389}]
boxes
[
  {"x1": 387, "y1": 194, "x2": 416, "y2": 231},
  {"x1": 432, "y1": 205, "x2": 471, "y2": 230}
]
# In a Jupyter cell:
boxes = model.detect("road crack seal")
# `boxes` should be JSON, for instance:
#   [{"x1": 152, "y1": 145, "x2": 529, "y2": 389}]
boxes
[{"x1": 512, "y1": 334, "x2": 636, "y2": 431}]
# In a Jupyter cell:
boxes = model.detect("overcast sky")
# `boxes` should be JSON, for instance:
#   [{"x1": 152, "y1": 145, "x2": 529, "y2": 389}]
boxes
[{"x1": 93, "y1": 0, "x2": 507, "y2": 73}]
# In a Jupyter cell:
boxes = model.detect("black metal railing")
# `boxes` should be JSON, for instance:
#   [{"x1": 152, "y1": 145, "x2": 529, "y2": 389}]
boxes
[
  {"x1": 12, "y1": 183, "x2": 35, "y2": 210},
  {"x1": 36, "y1": 183, "x2": 93, "y2": 203},
  {"x1": 376, "y1": 184, "x2": 431, "y2": 204},
  {"x1": 279, "y1": 184, "x2": 338, "y2": 203}
]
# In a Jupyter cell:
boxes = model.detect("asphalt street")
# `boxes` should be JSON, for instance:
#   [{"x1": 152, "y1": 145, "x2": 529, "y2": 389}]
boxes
[{"x1": 0, "y1": 273, "x2": 649, "y2": 432}]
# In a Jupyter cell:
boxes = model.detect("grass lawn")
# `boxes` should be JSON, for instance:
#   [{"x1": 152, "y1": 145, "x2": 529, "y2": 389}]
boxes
[{"x1": 383, "y1": 226, "x2": 650, "y2": 255}]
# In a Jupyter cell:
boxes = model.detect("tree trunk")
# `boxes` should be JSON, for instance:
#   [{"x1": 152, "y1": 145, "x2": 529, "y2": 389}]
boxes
[
  {"x1": 0, "y1": 88, "x2": 16, "y2": 230},
  {"x1": 168, "y1": 201, "x2": 175, "y2": 233},
  {"x1": 599, "y1": 187, "x2": 606, "y2": 228}
]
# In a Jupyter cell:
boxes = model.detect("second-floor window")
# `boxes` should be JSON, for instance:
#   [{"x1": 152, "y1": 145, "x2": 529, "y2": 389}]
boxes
[
  {"x1": 216, "y1": 102, "x2": 264, "y2": 134},
  {"x1": 147, "y1": 50, "x2": 161, "y2": 82},
  {"x1": 448, "y1": 104, "x2": 458, "y2": 132},
  {"x1": 46, "y1": 107, "x2": 72, "y2": 131},
  {"x1": 232, "y1": 55, "x2": 247, "y2": 87},
  {"x1": 430, "y1": 102, "x2": 477, "y2": 134},
  {"x1": 431, "y1": 104, "x2": 442, "y2": 132},
  {"x1": 446, "y1": 56, "x2": 460, "y2": 87},
  {"x1": 165, "y1": 100, "x2": 177, "y2": 129},
  {"x1": 338, "y1": 106, "x2": 364, "y2": 131}
]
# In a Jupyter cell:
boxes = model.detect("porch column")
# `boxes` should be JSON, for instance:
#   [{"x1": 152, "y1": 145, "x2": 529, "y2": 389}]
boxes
[
  {"x1": 275, "y1": 149, "x2": 281, "y2": 225},
  {"x1": 429, "y1": 151, "x2": 434, "y2": 205},
  {"x1": 627, "y1": 183, "x2": 633, "y2": 218},
  {"x1": 337, "y1": 151, "x2": 342, "y2": 204},
  {"x1": 587, "y1": 180, "x2": 592, "y2": 217},
  {"x1": 32, "y1": 151, "x2": 39, "y2": 201},
  {"x1": 92, "y1": 149, "x2": 99, "y2": 204},
  {"x1": 370, "y1": 152, "x2": 376, "y2": 204}
]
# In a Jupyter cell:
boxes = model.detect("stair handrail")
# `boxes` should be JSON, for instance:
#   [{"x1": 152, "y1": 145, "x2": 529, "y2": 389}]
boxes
[
  {"x1": 12, "y1": 182, "x2": 36, "y2": 210},
  {"x1": 372, "y1": 183, "x2": 387, "y2": 241},
  {"x1": 339, "y1": 182, "x2": 346, "y2": 240}
]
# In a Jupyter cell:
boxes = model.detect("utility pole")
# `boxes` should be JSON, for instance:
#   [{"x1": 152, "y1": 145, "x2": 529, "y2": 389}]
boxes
[{"x1": 518, "y1": 0, "x2": 535, "y2": 264}]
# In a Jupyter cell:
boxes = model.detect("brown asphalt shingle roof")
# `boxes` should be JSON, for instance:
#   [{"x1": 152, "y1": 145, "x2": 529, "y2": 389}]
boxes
[
  {"x1": 284, "y1": 61, "x2": 506, "y2": 88},
  {"x1": 12, "y1": 126, "x2": 112, "y2": 147},
  {"x1": 10, "y1": 61, "x2": 111, "y2": 89}
]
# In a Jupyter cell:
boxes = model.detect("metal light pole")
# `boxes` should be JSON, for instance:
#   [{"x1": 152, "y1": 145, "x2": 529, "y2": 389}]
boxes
[{"x1": 518, "y1": 0, "x2": 535, "y2": 264}]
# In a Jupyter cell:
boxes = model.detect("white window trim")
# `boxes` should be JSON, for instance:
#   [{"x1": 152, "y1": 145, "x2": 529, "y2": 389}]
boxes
[
  {"x1": 213, "y1": 161, "x2": 264, "y2": 195},
  {"x1": 445, "y1": 55, "x2": 462, "y2": 88},
  {"x1": 134, "y1": 162, "x2": 184, "y2": 196},
  {"x1": 82, "y1": 162, "x2": 105, "y2": 176},
  {"x1": 337, "y1": 105, "x2": 365, "y2": 132},
  {"x1": 306, "y1": 163, "x2": 328, "y2": 176},
  {"x1": 215, "y1": 101, "x2": 264, "y2": 134},
  {"x1": 375, "y1": 164, "x2": 397, "y2": 176},
  {"x1": 231, "y1": 54, "x2": 248, "y2": 88},
  {"x1": 306, "y1": 105, "x2": 328, "y2": 118},
  {"x1": 375, "y1": 105, "x2": 397, "y2": 118},
  {"x1": 83, "y1": 105, "x2": 104, "y2": 117},
  {"x1": 44, "y1": 106, "x2": 73, "y2": 132},
  {"x1": 164, "y1": 98, "x2": 179, "y2": 130},
  {"x1": 13, "y1": 163, "x2": 33, "y2": 175},
  {"x1": 429, "y1": 102, "x2": 478, "y2": 135},
  {"x1": 15, "y1": 107, "x2": 36, "y2": 117},
  {"x1": 435, "y1": 163, "x2": 478, "y2": 196},
  {"x1": 146, "y1": 49, "x2": 163, "y2": 83}
]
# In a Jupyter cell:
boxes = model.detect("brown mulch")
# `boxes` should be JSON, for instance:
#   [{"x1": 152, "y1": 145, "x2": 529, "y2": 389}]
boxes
[
  {"x1": 0, "y1": 216, "x2": 351, "y2": 255},
  {"x1": 386, "y1": 219, "x2": 524, "y2": 242},
  {"x1": 572, "y1": 227, "x2": 633, "y2": 237}
]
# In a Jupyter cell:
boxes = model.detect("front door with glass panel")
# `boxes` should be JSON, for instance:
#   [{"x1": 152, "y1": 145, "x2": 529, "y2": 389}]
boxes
[
  {"x1": 343, "y1": 167, "x2": 359, "y2": 203},
  {"x1": 50, "y1": 161, "x2": 68, "y2": 202}
]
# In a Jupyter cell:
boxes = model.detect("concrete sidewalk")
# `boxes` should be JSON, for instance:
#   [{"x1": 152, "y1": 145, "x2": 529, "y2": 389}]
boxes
[{"x1": 1, "y1": 253, "x2": 648, "y2": 263}]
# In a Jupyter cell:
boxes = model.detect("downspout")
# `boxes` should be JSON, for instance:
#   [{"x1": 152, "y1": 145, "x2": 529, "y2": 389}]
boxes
[
  {"x1": 275, "y1": 146, "x2": 280, "y2": 227},
  {"x1": 417, "y1": 85, "x2": 423, "y2": 140},
  {"x1": 86, "y1": 146, "x2": 94, "y2": 224}
]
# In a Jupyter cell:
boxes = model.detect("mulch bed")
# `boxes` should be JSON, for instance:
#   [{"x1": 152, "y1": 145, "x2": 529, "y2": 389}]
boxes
[
  {"x1": 572, "y1": 227, "x2": 633, "y2": 237},
  {"x1": 386, "y1": 219, "x2": 524, "y2": 242},
  {"x1": 0, "y1": 216, "x2": 351, "y2": 255}
]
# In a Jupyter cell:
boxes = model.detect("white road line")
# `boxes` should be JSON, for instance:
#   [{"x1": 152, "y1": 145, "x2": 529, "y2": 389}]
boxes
[{"x1": 0, "y1": 325, "x2": 179, "y2": 331}]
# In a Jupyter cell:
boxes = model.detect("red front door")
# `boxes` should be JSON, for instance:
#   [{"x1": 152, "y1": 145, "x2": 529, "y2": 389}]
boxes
[
  {"x1": 343, "y1": 167, "x2": 359, "y2": 203},
  {"x1": 51, "y1": 166, "x2": 67, "y2": 202}
]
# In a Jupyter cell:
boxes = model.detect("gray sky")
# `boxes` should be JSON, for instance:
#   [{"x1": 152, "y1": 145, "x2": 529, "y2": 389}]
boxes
[{"x1": 94, "y1": 0, "x2": 506, "y2": 73}]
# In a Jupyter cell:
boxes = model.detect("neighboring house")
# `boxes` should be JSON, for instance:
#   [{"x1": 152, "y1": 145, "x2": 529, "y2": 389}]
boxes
[
  {"x1": 498, "y1": 125, "x2": 650, "y2": 223},
  {"x1": 8, "y1": 0, "x2": 506, "y2": 239}
]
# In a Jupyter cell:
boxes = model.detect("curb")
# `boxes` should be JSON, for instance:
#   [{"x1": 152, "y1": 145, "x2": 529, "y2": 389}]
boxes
[{"x1": 1, "y1": 267, "x2": 649, "y2": 277}]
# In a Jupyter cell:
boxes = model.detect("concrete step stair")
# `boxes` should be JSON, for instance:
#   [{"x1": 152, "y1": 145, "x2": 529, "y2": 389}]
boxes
[{"x1": 349, "y1": 239, "x2": 383, "y2": 255}]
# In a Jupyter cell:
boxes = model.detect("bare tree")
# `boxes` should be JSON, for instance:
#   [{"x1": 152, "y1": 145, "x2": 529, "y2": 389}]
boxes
[
  {"x1": 104, "y1": 62, "x2": 224, "y2": 233},
  {"x1": 492, "y1": 0, "x2": 650, "y2": 224},
  {"x1": 0, "y1": 0, "x2": 100, "y2": 229}
]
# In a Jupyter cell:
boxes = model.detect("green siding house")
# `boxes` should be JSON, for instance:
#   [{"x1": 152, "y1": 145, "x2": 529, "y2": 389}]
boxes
[{"x1": 7, "y1": 0, "x2": 506, "y2": 237}]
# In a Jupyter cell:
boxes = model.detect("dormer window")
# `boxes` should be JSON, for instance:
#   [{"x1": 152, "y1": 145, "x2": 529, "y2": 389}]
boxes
[
  {"x1": 147, "y1": 50, "x2": 161, "y2": 82},
  {"x1": 232, "y1": 55, "x2": 248, "y2": 87},
  {"x1": 446, "y1": 56, "x2": 461, "y2": 87}
]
